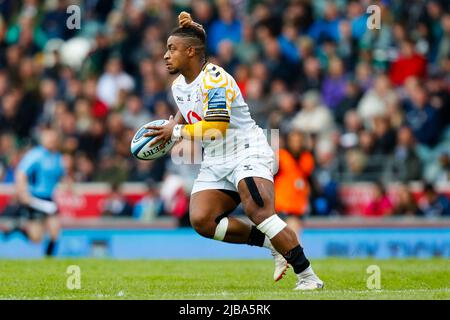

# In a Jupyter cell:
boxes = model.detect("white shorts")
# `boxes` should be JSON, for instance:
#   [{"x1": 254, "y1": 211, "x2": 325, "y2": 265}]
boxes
[{"x1": 191, "y1": 144, "x2": 275, "y2": 195}]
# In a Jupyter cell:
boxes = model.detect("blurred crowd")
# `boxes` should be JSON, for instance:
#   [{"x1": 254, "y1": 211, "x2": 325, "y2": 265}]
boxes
[{"x1": 0, "y1": 0, "x2": 449, "y2": 219}]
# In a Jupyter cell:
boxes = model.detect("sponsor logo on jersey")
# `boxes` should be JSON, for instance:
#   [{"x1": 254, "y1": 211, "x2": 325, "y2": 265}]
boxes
[
  {"x1": 207, "y1": 87, "x2": 226, "y2": 109},
  {"x1": 187, "y1": 110, "x2": 202, "y2": 124}
]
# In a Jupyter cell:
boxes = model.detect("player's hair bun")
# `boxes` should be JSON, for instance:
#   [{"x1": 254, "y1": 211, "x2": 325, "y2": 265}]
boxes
[
  {"x1": 178, "y1": 11, "x2": 206, "y2": 35},
  {"x1": 178, "y1": 11, "x2": 193, "y2": 28}
]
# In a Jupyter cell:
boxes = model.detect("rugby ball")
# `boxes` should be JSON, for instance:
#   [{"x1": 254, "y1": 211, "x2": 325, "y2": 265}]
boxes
[{"x1": 130, "y1": 120, "x2": 175, "y2": 160}]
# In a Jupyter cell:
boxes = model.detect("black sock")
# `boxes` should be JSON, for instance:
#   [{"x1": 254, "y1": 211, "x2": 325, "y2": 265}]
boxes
[
  {"x1": 283, "y1": 245, "x2": 310, "y2": 274},
  {"x1": 46, "y1": 239, "x2": 57, "y2": 256},
  {"x1": 247, "y1": 225, "x2": 266, "y2": 247}
]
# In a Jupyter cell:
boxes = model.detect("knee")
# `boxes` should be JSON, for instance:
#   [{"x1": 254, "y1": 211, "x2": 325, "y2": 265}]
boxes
[
  {"x1": 240, "y1": 191, "x2": 273, "y2": 225},
  {"x1": 28, "y1": 232, "x2": 43, "y2": 243},
  {"x1": 189, "y1": 212, "x2": 216, "y2": 238}
]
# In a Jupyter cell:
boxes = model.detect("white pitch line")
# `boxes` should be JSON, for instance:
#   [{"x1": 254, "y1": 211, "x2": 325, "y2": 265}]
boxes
[
  {"x1": 1, "y1": 288, "x2": 448, "y2": 299},
  {"x1": 148, "y1": 288, "x2": 450, "y2": 298}
]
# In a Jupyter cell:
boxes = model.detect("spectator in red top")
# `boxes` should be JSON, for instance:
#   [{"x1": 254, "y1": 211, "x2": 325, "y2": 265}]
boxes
[
  {"x1": 389, "y1": 40, "x2": 427, "y2": 86},
  {"x1": 234, "y1": 64, "x2": 249, "y2": 98},
  {"x1": 364, "y1": 181, "x2": 394, "y2": 217},
  {"x1": 83, "y1": 77, "x2": 108, "y2": 119}
]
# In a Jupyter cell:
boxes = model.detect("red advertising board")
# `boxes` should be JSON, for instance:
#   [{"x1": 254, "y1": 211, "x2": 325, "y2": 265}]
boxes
[
  {"x1": 0, "y1": 182, "x2": 449, "y2": 218},
  {"x1": 0, "y1": 184, "x2": 146, "y2": 218}
]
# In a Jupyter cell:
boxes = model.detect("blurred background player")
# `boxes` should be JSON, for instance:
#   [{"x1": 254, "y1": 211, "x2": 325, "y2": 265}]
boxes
[
  {"x1": 144, "y1": 12, "x2": 323, "y2": 290},
  {"x1": 4, "y1": 127, "x2": 66, "y2": 256},
  {"x1": 275, "y1": 130, "x2": 315, "y2": 238}
]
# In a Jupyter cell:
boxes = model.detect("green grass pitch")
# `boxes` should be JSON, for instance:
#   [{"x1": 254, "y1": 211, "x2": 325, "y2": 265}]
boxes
[{"x1": 0, "y1": 258, "x2": 448, "y2": 300}]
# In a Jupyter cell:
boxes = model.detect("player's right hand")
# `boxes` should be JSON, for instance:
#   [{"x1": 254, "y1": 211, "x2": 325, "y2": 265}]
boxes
[{"x1": 143, "y1": 115, "x2": 177, "y2": 146}]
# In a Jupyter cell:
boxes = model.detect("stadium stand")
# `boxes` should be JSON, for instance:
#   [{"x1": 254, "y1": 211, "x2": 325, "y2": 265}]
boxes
[{"x1": 0, "y1": 0, "x2": 449, "y2": 224}]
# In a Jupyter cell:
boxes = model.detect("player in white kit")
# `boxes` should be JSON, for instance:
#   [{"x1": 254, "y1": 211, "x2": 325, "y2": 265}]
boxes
[{"x1": 144, "y1": 12, "x2": 323, "y2": 290}]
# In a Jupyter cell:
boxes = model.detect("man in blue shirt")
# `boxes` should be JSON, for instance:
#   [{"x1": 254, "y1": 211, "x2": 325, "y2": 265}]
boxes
[
  {"x1": 8, "y1": 127, "x2": 66, "y2": 256},
  {"x1": 207, "y1": 3, "x2": 241, "y2": 55},
  {"x1": 403, "y1": 87, "x2": 442, "y2": 147}
]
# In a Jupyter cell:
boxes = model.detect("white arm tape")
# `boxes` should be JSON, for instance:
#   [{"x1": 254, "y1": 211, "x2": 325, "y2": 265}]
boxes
[
  {"x1": 213, "y1": 217, "x2": 229, "y2": 241},
  {"x1": 256, "y1": 215, "x2": 287, "y2": 239}
]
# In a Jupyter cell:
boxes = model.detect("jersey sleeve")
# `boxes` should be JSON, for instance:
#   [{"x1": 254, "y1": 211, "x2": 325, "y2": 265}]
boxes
[
  {"x1": 201, "y1": 66, "x2": 234, "y2": 123},
  {"x1": 17, "y1": 148, "x2": 41, "y2": 176}
]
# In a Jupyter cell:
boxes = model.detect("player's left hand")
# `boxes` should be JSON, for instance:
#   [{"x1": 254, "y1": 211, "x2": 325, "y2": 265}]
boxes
[{"x1": 143, "y1": 115, "x2": 177, "y2": 146}]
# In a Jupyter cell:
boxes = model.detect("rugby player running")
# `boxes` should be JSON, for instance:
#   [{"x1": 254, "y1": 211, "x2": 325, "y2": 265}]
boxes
[{"x1": 144, "y1": 12, "x2": 323, "y2": 290}]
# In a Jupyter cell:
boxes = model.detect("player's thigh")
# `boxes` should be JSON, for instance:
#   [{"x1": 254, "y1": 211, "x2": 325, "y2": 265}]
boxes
[
  {"x1": 237, "y1": 177, "x2": 275, "y2": 225},
  {"x1": 190, "y1": 190, "x2": 239, "y2": 234}
]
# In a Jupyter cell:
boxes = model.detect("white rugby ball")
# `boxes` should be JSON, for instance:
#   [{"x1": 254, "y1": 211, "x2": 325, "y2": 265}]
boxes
[{"x1": 130, "y1": 120, "x2": 175, "y2": 160}]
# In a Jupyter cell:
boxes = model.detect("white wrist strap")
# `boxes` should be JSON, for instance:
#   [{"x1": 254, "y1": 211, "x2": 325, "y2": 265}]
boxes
[{"x1": 172, "y1": 124, "x2": 183, "y2": 141}]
